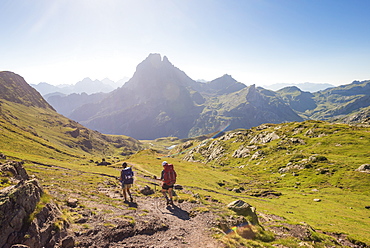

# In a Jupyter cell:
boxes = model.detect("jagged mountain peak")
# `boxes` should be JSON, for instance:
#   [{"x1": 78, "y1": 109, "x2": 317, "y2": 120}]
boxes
[
  {"x1": 136, "y1": 53, "x2": 173, "y2": 70},
  {"x1": 123, "y1": 54, "x2": 195, "y2": 94}
]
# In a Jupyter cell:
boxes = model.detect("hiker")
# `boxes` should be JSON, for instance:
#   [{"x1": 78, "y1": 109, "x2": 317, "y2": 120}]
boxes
[
  {"x1": 119, "y1": 162, "x2": 134, "y2": 202},
  {"x1": 158, "y1": 161, "x2": 177, "y2": 205}
]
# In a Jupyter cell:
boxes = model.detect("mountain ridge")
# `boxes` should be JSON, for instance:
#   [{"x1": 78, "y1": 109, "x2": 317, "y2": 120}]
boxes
[
  {"x1": 31, "y1": 76, "x2": 129, "y2": 96},
  {"x1": 66, "y1": 54, "x2": 303, "y2": 139},
  {"x1": 0, "y1": 71, "x2": 54, "y2": 110}
]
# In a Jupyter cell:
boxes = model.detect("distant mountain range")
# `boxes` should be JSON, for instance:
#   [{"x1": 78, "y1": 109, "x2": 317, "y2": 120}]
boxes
[
  {"x1": 262, "y1": 82, "x2": 335, "y2": 92},
  {"x1": 50, "y1": 54, "x2": 304, "y2": 139},
  {"x1": 31, "y1": 77, "x2": 129, "y2": 96},
  {"x1": 4, "y1": 54, "x2": 370, "y2": 140}
]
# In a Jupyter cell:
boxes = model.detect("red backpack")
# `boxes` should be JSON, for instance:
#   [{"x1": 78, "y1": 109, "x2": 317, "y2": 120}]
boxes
[{"x1": 163, "y1": 164, "x2": 177, "y2": 185}]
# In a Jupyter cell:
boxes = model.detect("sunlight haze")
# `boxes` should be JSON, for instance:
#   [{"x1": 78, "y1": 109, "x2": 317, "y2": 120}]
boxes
[{"x1": 1, "y1": 0, "x2": 370, "y2": 86}]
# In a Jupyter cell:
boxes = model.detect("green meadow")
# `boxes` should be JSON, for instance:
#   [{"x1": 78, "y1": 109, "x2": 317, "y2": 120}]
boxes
[{"x1": 1, "y1": 101, "x2": 369, "y2": 247}]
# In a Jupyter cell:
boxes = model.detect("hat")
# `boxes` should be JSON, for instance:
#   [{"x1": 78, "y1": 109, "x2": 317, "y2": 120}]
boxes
[{"x1": 162, "y1": 161, "x2": 168, "y2": 166}]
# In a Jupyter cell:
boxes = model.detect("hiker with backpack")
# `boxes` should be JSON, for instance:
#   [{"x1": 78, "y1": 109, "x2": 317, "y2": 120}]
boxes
[
  {"x1": 119, "y1": 162, "x2": 134, "y2": 202},
  {"x1": 157, "y1": 161, "x2": 177, "y2": 205}
]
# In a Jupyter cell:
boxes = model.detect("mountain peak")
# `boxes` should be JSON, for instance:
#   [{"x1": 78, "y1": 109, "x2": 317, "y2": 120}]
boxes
[
  {"x1": 203, "y1": 74, "x2": 245, "y2": 94},
  {"x1": 126, "y1": 53, "x2": 193, "y2": 93},
  {"x1": 138, "y1": 53, "x2": 173, "y2": 69}
]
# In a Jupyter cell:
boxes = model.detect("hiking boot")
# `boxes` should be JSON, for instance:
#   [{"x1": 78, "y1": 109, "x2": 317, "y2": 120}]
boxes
[{"x1": 168, "y1": 200, "x2": 174, "y2": 205}]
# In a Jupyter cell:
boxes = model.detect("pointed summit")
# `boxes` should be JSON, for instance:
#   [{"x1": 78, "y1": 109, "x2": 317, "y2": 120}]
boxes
[
  {"x1": 134, "y1": 53, "x2": 174, "y2": 72},
  {"x1": 123, "y1": 53, "x2": 195, "y2": 95}
]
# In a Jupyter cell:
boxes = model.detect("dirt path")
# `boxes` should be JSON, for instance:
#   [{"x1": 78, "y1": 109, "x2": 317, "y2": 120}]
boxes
[{"x1": 66, "y1": 177, "x2": 223, "y2": 247}]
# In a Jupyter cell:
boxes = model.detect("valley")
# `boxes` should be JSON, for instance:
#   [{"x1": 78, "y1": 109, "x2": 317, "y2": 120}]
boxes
[{"x1": 1, "y1": 69, "x2": 370, "y2": 247}]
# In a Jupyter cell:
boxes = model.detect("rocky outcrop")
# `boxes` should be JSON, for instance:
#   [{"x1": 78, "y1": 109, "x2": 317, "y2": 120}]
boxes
[
  {"x1": 0, "y1": 160, "x2": 68, "y2": 248},
  {"x1": 227, "y1": 200, "x2": 259, "y2": 225},
  {"x1": 355, "y1": 164, "x2": 370, "y2": 173},
  {"x1": 0, "y1": 178, "x2": 42, "y2": 247}
]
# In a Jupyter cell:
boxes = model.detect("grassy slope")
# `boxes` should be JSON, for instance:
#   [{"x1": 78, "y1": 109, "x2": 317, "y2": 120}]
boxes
[
  {"x1": 1, "y1": 99, "x2": 369, "y2": 246},
  {"x1": 127, "y1": 120, "x2": 370, "y2": 245},
  {"x1": 0, "y1": 100, "x2": 141, "y2": 164}
]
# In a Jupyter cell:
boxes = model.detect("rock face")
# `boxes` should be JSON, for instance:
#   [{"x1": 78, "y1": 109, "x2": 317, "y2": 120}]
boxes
[
  {"x1": 0, "y1": 179, "x2": 42, "y2": 247},
  {"x1": 0, "y1": 160, "x2": 68, "y2": 248}
]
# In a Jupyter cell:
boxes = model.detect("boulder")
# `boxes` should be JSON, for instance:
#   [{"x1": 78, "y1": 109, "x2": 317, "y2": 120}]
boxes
[
  {"x1": 355, "y1": 164, "x2": 370, "y2": 173},
  {"x1": 140, "y1": 185, "x2": 155, "y2": 195},
  {"x1": 67, "y1": 198, "x2": 78, "y2": 208},
  {"x1": 227, "y1": 200, "x2": 259, "y2": 225},
  {"x1": 61, "y1": 236, "x2": 75, "y2": 248},
  {"x1": 0, "y1": 161, "x2": 29, "y2": 181}
]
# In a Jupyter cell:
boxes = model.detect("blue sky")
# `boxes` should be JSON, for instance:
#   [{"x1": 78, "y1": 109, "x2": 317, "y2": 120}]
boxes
[{"x1": 1, "y1": 0, "x2": 370, "y2": 86}]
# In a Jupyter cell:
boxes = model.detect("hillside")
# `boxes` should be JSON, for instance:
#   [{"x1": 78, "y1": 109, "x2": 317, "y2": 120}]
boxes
[
  {"x1": 0, "y1": 71, "x2": 53, "y2": 109},
  {"x1": 0, "y1": 70, "x2": 223, "y2": 247},
  {"x1": 277, "y1": 80, "x2": 370, "y2": 121},
  {"x1": 157, "y1": 120, "x2": 370, "y2": 246},
  {"x1": 0, "y1": 71, "x2": 142, "y2": 163}
]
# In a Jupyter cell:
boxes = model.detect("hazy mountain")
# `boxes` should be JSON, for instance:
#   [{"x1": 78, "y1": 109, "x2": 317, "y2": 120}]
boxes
[
  {"x1": 199, "y1": 74, "x2": 246, "y2": 95},
  {"x1": 46, "y1": 92, "x2": 108, "y2": 117},
  {"x1": 68, "y1": 54, "x2": 303, "y2": 139},
  {"x1": 276, "y1": 86, "x2": 317, "y2": 113},
  {"x1": 277, "y1": 80, "x2": 370, "y2": 120},
  {"x1": 188, "y1": 85, "x2": 303, "y2": 137},
  {"x1": 31, "y1": 77, "x2": 129, "y2": 96},
  {"x1": 263, "y1": 82, "x2": 335, "y2": 92},
  {"x1": 70, "y1": 54, "x2": 202, "y2": 139}
]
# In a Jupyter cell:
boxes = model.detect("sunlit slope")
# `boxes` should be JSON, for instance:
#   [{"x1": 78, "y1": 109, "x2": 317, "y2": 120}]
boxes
[
  {"x1": 174, "y1": 121, "x2": 369, "y2": 188},
  {"x1": 0, "y1": 99, "x2": 141, "y2": 163},
  {"x1": 128, "y1": 120, "x2": 370, "y2": 244},
  {"x1": 0, "y1": 71, "x2": 142, "y2": 163}
]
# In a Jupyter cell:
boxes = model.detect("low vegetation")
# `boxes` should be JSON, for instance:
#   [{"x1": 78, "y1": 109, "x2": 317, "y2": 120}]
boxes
[
  {"x1": 127, "y1": 120, "x2": 370, "y2": 246},
  {"x1": 1, "y1": 98, "x2": 369, "y2": 247}
]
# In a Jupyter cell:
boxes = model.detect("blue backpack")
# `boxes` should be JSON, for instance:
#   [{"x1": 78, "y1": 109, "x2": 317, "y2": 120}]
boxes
[{"x1": 121, "y1": 167, "x2": 134, "y2": 184}]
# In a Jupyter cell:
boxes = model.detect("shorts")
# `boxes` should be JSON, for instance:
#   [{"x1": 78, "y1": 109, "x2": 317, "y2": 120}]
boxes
[
  {"x1": 121, "y1": 183, "x2": 132, "y2": 190},
  {"x1": 162, "y1": 183, "x2": 174, "y2": 190}
]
